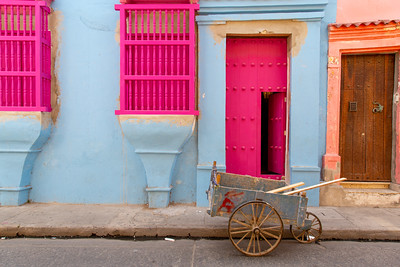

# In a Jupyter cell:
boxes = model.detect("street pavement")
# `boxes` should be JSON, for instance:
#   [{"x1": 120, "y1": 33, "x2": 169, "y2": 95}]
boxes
[
  {"x1": 0, "y1": 203, "x2": 399, "y2": 240},
  {"x1": 1, "y1": 239, "x2": 400, "y2": 267}
]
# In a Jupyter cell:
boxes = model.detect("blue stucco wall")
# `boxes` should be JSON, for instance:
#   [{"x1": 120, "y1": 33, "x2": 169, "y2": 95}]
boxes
[
  {"x1": 29, "y1": 0, "x2": 198, "y2": 204},
  {"x1": 21, "y1": 0, "x2": 337, "y2": 206}
]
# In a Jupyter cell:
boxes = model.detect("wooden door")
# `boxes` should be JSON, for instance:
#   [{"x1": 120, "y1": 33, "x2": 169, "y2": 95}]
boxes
[
  {"x1": 226, "y1": 38, "x2": 287, "y2": 179},
  {"x1": 340, "y1": 54, "x2": 394, "y2": 181},
  {"x1": 267, "y1": 93, "x2": 286, "y2": 175}
]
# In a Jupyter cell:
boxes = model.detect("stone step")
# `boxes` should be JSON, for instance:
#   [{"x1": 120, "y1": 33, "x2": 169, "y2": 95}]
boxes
[
  {"x1": 342, "y1": 188, "x2": 400, "y2": 207},
  {"x1": 341, "y1": 182, "x2": 390, "y2": 189},
  {"x1": 320, "y1": 184, "x2": 400, "y2": 208}
]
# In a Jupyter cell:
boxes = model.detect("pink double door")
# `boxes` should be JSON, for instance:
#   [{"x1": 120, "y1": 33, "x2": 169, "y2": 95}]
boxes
[{"x1": 226, "y1": 38, "x2": 287, "y2": 179}]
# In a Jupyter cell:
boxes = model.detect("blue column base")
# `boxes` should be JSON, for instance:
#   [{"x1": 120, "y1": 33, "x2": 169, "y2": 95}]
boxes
[
  {"x1": 146, "y1": 186, "x2": 173, "y2": 208},
  {"x1": 118, "y1": 115, "x2": 196, "y2": 208},
  {"x1": 0, "y1": 186, "x2": 32, "y2": 206},
  {"x1": 0, "y1": 112, "x2": 51, "y2": 206},
  {"x1": 290, "y1": 166, "x2": 321, "y2": 206}
]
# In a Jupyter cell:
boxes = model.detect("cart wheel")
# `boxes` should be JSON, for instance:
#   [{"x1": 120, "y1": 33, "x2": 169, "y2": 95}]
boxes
[
  {"x1": 290, "y1": 212, "x2": 322, "y2": 244},
  {"x1": 228, "y1": 200, "x2": 283, "y2": 257}
]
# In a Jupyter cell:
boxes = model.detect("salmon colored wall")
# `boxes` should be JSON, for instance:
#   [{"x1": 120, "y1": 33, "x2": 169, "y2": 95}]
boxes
[
  {"x1": 337, "y1": 0, "x2": 400, "y2": 23},
  {"x1": 324, "y1": 22, "x2": 400, "y2": 185},
  {"x1": 328, "y1": 1, "x2": 400, "y2": 185}
]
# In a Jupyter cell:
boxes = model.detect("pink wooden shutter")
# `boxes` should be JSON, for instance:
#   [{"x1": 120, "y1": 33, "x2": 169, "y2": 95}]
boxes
[
  {"x1": 115, "y1": 3, "x2": 199, "y2": 115},
  {"x1": 0, "y1": 1, "x2": 51, "y2": 111}
]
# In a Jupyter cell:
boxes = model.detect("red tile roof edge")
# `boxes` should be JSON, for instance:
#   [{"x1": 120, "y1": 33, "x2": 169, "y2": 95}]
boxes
[{"x1": 331, "y1": 20, "x2": 400, "y2": 28}]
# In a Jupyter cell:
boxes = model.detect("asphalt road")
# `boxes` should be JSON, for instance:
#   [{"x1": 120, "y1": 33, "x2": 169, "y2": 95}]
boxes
[{"x1": 0, "y1": 238, "x2": 399, "y2": 267}]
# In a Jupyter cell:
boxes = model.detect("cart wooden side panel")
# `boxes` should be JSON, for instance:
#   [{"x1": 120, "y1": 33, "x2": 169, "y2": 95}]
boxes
[
  {"x1": 209, "y1": 185, "x2": 307, "y2": 226},
  {"x1": 216, "y1": 172, "x2": 286, "y2": 192},
  {"x1": 207, "y1": 172, "x2": 308, "y2": 226}
]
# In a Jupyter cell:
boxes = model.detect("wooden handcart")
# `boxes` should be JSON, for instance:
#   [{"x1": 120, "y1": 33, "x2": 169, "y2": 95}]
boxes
[{"x1": 206, "y1": 162, "x2": 346, "y2": 257}]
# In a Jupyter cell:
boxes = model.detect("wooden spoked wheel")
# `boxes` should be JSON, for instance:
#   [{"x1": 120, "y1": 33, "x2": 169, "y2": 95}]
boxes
[
  {"x1": 290, "y1": 212, "x2": 322, "y2": 244},
  {"x1": 228, "y1": 201, "x2": 283, "y2": 257}
]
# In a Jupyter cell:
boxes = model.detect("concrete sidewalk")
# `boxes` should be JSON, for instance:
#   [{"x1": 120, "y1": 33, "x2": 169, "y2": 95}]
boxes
[{"x1": 0, "y1": 203, "x2": 399, "y2": 240}]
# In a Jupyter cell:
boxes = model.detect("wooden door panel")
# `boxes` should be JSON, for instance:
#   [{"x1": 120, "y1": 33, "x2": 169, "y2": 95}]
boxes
[
  {"x1": 267, "y1": 93, "x2": 286, "y2": 175},
  {"x1": 226, "y1": 39, "x2": 258, "y2": 176},
  {"x1": 373, "y1": 56, "x2": 386, "y2": 179},
  {"x1": 364, "y1": 56, "x2": 375, "y2": 181},
  {"x1": 340, "y1": 54, "x2": 393, "y2": 182},
  {"x1": 383, "y1": 55, "x2": 394, "y2": 180}
]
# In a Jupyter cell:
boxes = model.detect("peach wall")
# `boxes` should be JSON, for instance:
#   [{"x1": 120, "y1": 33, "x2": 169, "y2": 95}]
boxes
[{"x1": 337, "y1": 0, "x2": 400, "y2": 24}]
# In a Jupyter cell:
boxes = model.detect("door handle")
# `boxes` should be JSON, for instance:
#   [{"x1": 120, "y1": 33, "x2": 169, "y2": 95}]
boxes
[{"x1": 372, "y1": 101, "x2": 383, "y2": 113}]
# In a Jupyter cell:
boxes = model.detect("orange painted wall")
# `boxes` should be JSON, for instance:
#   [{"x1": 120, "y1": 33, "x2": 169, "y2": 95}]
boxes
[{"x1": 337, "y1": 0, "x2": 400, "y2": 23}]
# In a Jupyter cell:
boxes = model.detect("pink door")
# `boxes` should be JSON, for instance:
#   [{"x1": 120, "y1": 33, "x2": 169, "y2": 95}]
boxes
[
  {"x1": 226, "y1": 38, "x2": 287, "y2": 179},
  {"x1": 267, "y1": 93, "x2": 286, "y2": 175}
]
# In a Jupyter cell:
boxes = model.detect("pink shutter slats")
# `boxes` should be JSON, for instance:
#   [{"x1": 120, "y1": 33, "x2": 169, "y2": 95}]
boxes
[
  {"x1": 115, "y1": 3, "x2": 198, "y2": 114},
  {"x1": 164, "y1": 9, "x2": 168, "y2": 110},
  {"x1": 127, "y1": 10, "x2": 132, "y2": 110},
  {"x1": 0, "y1": 1, "x2": 51, "y2": 111}
]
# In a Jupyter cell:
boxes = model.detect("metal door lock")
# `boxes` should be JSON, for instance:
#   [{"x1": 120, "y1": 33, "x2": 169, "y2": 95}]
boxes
[{"x1": 372, "y1": 101, "x2": 383, "y2": 113}]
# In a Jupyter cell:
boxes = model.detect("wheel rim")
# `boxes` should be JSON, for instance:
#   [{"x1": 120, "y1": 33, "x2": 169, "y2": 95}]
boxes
[
  {"x1": 290, "y1": 212, "x2": 322, "y2": 244},
  {"x1": 228, "y1": 201, "x2": 283, "y2": 257}
]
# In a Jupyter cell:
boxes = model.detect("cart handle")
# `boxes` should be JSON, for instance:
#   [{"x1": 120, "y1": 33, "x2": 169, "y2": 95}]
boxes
[
  {"x1": 283, "y1": 178, "x2": 347, "y2": 195},
  {"x1": 210, "y1": 161, "x2": 218, "y2": 185},
  {"x1": 266, "y1": 182, "x2": 305, "y2": 194}
]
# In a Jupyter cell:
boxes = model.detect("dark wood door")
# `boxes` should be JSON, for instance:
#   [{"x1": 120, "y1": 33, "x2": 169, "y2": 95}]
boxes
[{"x1": 340, "y1": 54, "x2": 394, "y2": 182}]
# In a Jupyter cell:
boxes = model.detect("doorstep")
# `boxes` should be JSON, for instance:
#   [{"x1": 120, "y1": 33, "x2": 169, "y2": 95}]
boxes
[{"x1": 320, "y1": 182, "x2": 400, "y2": 207}]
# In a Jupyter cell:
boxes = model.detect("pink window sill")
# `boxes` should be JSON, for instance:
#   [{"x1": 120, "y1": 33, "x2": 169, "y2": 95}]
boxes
[
  {"x1": 20, "y1": 0, "x2": 54, "y2": 5},
  {"x1": 0, "y1": 107, "x2": 51, "y2": 112},
  {"x1": 119, "y1": 0, "x2": 198, "y2": 4},
  {"x1": 115, "y1": 110, "x2": 199, "y2": 115}
]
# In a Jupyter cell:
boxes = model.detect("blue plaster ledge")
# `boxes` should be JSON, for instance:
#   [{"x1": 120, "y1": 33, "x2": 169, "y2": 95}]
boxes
[
  {"x1": 118, "y1": 115, "x2": 196, "y2": 208},
  {"x1": 0, "y1": 112, "x2": 52, "y2": 206},
  {"x1": 197, "y1": 0, "x2": 328, "y2": 20}
]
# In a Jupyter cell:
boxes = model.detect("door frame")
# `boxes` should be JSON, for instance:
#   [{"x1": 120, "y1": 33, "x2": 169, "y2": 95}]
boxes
[
  {"x1": 323, "y1": 22, "x2": 400, "y2": 185},
  {"x1": 225, "y1": 35, "x2": 291, "y2": 180}
]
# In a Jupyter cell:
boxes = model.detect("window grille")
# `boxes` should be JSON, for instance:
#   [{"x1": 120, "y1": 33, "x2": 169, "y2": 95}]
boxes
[
  {"x1": 0, "y1": 1, "x2": 51, "y2": 111},
  {"x1": 115, "y1": 3, "x2": 199, "y2": 114}
]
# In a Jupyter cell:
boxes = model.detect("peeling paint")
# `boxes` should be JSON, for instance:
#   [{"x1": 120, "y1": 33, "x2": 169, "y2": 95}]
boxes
[
  {"x1": 0, "y1": 112, "x2": 51, "y2": 129},
  {"x1": 49, "y1": 10, "x2": 64, "y2": 125},
  {"x1": 115, "y1": 20, "x2": 120, "y2": 44},
  {"x1": 0, "y1": 112, "x2": 41, "y2": 123},
  {"x1": 328, "y1": 56, "x2": 339, "y2": 65},
  {"x1": 208, "y1": 20, "x2": 308, "y2": 57},
  {"x1": 118, "y1": 115, "x2": 196, "y2": 127},
  {"x1": 41, "y1": 112, "x2": 52, "y2": 130}
]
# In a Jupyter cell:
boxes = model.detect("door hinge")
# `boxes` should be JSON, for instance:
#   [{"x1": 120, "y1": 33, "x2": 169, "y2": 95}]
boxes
[
  {"x1": 284, "y1": 97, "x2": 287, "y2": 103},
  {"x1": 284, "y1": 130, "x2": 287, "y2": 136}
]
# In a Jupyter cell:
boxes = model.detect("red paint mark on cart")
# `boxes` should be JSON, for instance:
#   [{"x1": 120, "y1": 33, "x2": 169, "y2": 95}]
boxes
[{"x1": 217, "y1": 191, "x2": 244, "y2": 213}]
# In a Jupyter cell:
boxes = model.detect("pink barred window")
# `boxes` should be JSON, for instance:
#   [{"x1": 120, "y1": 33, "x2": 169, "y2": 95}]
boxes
[
  {"x1": 115, "y1": 3, "x2": 199, "y2": 115},
  {"x1": 0, "y1": 0, "x2": 51, "y2": 112}
]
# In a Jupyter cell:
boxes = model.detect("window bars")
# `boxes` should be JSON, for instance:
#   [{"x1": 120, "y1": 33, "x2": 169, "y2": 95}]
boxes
[
  {"x1": 0, "y1": 1, "x2": 51, "y2": 111},
  {"x1": 115, "y1": 4, "x2": 198, "y2": 114}
]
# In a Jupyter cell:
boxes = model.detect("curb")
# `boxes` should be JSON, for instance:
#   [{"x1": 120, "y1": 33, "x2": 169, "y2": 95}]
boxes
[{"x1": 2, "y1": 226, "x2": 399, "y2": 241}]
